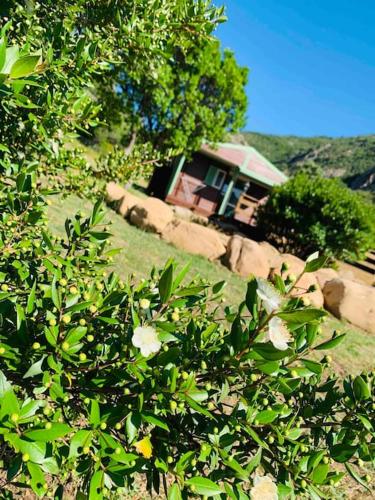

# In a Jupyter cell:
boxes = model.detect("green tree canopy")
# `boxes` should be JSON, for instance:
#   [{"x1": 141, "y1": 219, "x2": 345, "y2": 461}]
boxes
[
  {"x1": 257, "y1": 173, "x2": 375, "y2": 260},
  {"x1": 97, "y1": 39, "x2": 248, "y2": 155}
]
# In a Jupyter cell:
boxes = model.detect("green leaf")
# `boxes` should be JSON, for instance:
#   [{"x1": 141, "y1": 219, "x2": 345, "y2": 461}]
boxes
[
  {"x1": 245, "y1": 277, "x2": 258, "y2": 318},
  {"x1": 301, "y1": 359, "x2": 323, "y2": 376},
  {"x1": 65, "y1": 326, "x2": 87, "y2": 345},
  {"x1": 185, "y1": 477, "x2": 222, "y2": 496},
  {"x1": 183, "y1": 395, "x2": 215, "y2": 420},
  {"x1": 255, "y1": 410, "x2": 278, "y2": 424},
  {"x1": 89, "y1": 400, "x2": 100, "y2": 427},
  {"x1": 358, "y1": 415, "x2": 373, "y2": 431},
  {"x1": 10, "y1": 55, "x2": 40, "y2": 79},
  {"x1": 27, "y1": 462, "x2": 46, "y2": 496},
  {"x1": 314, "y1": 333, "x2": 346, "y2": 350},
  {"x1": 212, "y1": 280, "x2": 226, "y2": 294},
  {"x1": 2, "y1": 46, "x2": 19, "y2": 74},
  {"x1": 126, "y1": 412, "x2": 141, "y2": 443},
  {"x1": 185, "y1": 388, "x2": 208, "y2": 403},
  {"x1": 24, "y1": 423, "x2": 72, "y2": 442},
  {"x1": 230, "y1": 315, "x2": 243, "y2": 352},
  {"x1": 278, "y1": 484, "x2": 293, "y2": 499},
  {"x1": 51, "y1": 276, "x2": 61, "y2": 310},
  {"x1": 168, "y1": 483, "x2": 182, "y2": 500},
  {"x1": 68, "y1": 430, "x2": 92, "y2": 459},
  {"x1": 23, "y1": 356, "x2": 46, "y2": 379},
  {"x1": 277, "y1": 308, "x2": 326, "y2": 324},
  {"x1": 311, "y1": 463, "x2": 329, "y2": 484},
  {"x1": 89, "y1": 470, "x2": 104, "y2": 500},
  {"x1": 246, "y1": 447, "x2": 262, "y2": 473},
  {"x1": 353, "y1": 375, "x2": 371, "y2": 401},
  {"x1": 159, "y1": 263, "x2": 174, "y2": 303},
  {"x1": 26, "y1": 281, "x2": 37, "y2": 314},
  {"x1": 330, "y1": 443, "x2": 357, "y2": 463},
  {"x1": 252, "y1": 343, "x2": 293, "y2": 361},
  {"x1": 345, "y1": 463, "x2": 371, "y2": 492},
  {"x1": 256, "y1": 360, "x2": 280, "y2": 375},
  {"x1": 304, "y1": 255, "x2": 328, "y2": 273},
  {"x1": 141, "y1": 412, "x2": 169, "y2": 431},
  {"x1": 0, "y1": 37, "x2": 6, "y2": 73}
]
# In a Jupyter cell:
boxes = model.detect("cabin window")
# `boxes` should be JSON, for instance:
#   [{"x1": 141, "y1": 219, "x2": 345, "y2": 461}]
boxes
[{"x1": 205, "y1": 166, "x2": 226, "y2": 190}]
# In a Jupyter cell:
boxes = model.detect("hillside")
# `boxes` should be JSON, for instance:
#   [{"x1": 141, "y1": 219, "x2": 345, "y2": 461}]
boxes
[{"x1": 234, "y1": 132, "x2": 375, "y2": 179}]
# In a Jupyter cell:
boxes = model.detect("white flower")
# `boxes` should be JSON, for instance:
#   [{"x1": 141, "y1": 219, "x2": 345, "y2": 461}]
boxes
[
  {"x1": 132, "y1": 326, "x2": 161, "y2": 357},
  {"x1": 256, "y1": 279, "x2": 282, "y2": 314},
  {"x1": 306, "y1": 251, "x2": 319, "y2": 263},
  {"x1": 250, "y1": 475, "x2": 278, "y2": 500},
  {"x1": 139, "y1": 298, "x2": 150, "y2": 310},
  {"x1": 265, "y1": 316, "x2": 292, "y2": 351}
]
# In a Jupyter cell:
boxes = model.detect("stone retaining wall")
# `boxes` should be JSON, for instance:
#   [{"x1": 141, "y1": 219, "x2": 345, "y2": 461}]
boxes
[{"x1": 106, "y1": 183, "x2": 375, "y2": 334}]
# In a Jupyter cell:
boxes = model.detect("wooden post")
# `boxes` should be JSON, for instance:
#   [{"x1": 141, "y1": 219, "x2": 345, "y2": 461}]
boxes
[
  {"x1": 218, "y1": 169, "x2": 238, "y2": 215},
  {"x1": 165, "y1": 155, "x2": 186, "y2": 197}
]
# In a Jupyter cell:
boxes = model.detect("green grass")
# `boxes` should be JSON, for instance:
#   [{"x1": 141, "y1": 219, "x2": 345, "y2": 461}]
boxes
[{"x1": 48, "y1": 194, "x2": 375, "y2": 375}]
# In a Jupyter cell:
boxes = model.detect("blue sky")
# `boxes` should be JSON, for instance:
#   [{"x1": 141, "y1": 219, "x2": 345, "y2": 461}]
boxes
[{"x1": 216, "y1": 1, "x2": 375, "y2": 137}]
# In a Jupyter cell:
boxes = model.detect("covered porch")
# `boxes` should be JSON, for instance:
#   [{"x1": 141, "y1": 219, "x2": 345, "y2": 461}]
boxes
[{"x1": 164, "y1": 154, "x2": 269, "y2": 225}]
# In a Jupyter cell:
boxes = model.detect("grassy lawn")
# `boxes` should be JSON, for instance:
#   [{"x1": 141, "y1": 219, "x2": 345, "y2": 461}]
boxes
[{"x1": 48, "y1": 194, "x2": 375, "y2": 376}]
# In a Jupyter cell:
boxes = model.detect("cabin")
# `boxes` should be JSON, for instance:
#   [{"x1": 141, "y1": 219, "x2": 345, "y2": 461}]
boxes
[{"x1": 147, "y1": 143, "x2": 287, "y2": 226}]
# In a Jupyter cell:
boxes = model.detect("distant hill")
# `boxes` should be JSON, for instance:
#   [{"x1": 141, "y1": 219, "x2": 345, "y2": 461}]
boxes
[{"x1": 233, "y1": 132, "x2": 375, "y2": 180}]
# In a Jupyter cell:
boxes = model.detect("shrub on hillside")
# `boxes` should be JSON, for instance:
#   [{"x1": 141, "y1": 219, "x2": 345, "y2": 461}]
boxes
[
  {"x1": 257, "y1": 173, "x2": 375, "y2": 260},
  {"x1": 0, "y1": 9, "x2": 374, "y2": 500}
]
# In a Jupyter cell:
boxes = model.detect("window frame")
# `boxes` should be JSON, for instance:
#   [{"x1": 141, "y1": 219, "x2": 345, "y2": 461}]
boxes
[{"x1": 211, "y1": 167, "x2": 226, "y2": 190}]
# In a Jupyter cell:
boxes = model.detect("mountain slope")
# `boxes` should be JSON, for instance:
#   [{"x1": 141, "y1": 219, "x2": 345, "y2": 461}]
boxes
[{"x1": 234, "y1": 132, "x2": 375, "y2": 179}]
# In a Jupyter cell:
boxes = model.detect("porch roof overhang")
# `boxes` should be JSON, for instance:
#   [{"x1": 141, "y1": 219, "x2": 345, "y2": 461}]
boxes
[{"x1": 200, "y1": 142, "x2": 288, "y2": 188}]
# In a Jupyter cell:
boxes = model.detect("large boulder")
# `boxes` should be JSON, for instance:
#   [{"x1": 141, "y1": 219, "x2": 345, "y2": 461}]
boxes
[
  {"x1": 224, "y1": 235, "x2": 270, "y2": 278},
  {"x1": 323, "y1": 278, "x2": 375, "y2": 334},
  {"x1": 106, "y1": 182, "x2": 127, "y2": 203},
  {"x1": 274, "y1": 253, "x2": 324, "y2": 308},
  {"x1": 316, "y1": 267, "x2": 339, "y2": 289},
  {"x1": 162, "y1": 220, "x2": 226, "y2": 261},
  {"x1": 118, "y1": 191, "x2": 141, "y2": 218},
  {"x1": 130, "y1": 197, "x2": 174, "y2": 234},
  {"x1": 258, "y1": 241, "x2": 281, "y2": 268}
]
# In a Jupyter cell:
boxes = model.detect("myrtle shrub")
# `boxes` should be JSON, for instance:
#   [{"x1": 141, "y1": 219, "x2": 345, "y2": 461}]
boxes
[
  {"x1": 257, "y1": 173, "x2": 375, "y2": 261},
  {"x1": 0, "y1": 9, "x2": 374, "y2": 500}
]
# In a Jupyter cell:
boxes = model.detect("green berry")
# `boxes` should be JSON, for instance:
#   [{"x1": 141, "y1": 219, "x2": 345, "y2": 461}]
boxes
[
  {"x1": 62, "y1": 341, "x2": 70, "y2": 351},
  {"x1": 62, "y1": 315, "x2": 71, "y2": 324},
  {"x1": 170, "y1": 401, "x2": 177, "y2": 411},
  {"x1": 11, "y1": 413, "x2": 19, "y2": 423}
]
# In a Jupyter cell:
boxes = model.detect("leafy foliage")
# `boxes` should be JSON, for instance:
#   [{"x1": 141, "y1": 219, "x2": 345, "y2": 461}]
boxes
[
  {"x1": 257, "y1": 173, "x2": 375, "y2": 260},
  {"x1": 97, "y1": 40, "x2": 248, "y2": 157},
  {"x1": 0, "y1": 6, "x2": 374, "y2": 500}
]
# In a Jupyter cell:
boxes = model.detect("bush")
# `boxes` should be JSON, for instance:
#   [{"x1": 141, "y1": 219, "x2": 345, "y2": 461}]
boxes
[
  {"x1": 257, "y1": 173, "x2": 375, "y2": 260},
  {"x1": 0, "y1": 9, "x2": 374, "y2": 500}
]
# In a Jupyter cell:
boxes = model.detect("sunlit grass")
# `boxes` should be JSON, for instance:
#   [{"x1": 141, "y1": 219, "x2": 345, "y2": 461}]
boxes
[{"x1": 47, "y1": 194, "x2": 375, "y2": 376}]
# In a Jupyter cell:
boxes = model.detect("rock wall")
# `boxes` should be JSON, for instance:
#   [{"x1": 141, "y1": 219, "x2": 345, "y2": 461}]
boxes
[{"x1": 106, "y1": 183, "x2": 375, "y2": 334}]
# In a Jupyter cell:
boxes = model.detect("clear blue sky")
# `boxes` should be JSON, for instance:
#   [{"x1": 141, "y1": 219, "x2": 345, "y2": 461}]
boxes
[{"x1": 215, "y1": 0, "x2": 375, "y2": 137}]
